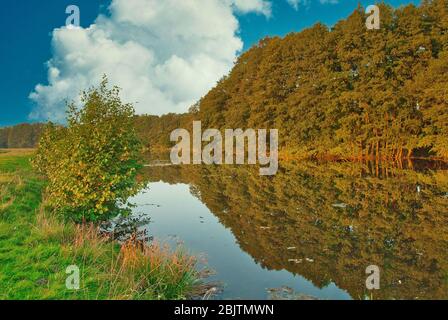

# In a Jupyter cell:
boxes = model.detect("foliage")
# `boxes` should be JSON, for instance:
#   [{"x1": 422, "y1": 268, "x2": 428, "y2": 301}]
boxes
[
  {"x1": 32, "y1": 78, "x2": 145, "y2": 222},
  {"x1": 133, "y1": 112, "x2": 196, "y2": 153},
  {"x1": 195, "y1": 0, "x2": 448, "y2": 160}
]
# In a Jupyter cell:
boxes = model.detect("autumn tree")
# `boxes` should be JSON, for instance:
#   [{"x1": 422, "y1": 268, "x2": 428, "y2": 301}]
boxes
[{"x1": 33, "y1": 77, "x2": 145, "y2": 222}]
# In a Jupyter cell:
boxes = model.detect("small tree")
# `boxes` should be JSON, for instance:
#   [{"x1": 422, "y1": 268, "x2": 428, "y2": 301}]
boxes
[{"x1": 33, "y1": 77, "x2": 145, "y2": 222}]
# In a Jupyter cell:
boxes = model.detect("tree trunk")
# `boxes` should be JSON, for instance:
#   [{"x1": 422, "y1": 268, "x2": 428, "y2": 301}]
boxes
[{"x1": 376, "y1": 141, "x2": 380, "y2": 159}]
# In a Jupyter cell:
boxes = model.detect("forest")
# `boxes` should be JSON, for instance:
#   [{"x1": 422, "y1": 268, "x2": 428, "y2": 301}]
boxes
[
  {"x1": 83, "y1": 0, "x2": 448, "y2": 160},
  {"x1": 196, "y1": 0, "x2": 448, "y2": 160},
  {"x1": 2, "y1": 1, "x2": 447, "y2": 161}
]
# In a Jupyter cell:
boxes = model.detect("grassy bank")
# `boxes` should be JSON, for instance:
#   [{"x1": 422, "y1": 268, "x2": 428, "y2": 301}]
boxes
[{"x1": 0, "y1": 149, "x2": 202, "y2": 300}]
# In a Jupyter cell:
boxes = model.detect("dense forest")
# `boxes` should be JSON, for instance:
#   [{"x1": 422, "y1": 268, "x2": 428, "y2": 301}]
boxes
[
  {"x1": 135, "y1": 1, "x2": 448, "y2": 160},
  {"x1": 133, "y1": 112, "x2": 196, "y2": 152},
  {"x1": 3, "y1": 1, "x2": 447, "y2": 160},
  {"x1": 197, "y1": 0, "x2": 448, "y2": 160}
]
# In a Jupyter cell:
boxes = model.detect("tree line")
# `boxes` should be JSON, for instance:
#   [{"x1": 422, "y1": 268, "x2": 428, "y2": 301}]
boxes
[
  {"x1": 0, "y1": 123, "x2": 44, "y2": 148},
  {"x1": 3, "y1": 1, "x2": 447, "y2": 160},
  {"x1": 196, "y1": 0, "x2": 448, "y2": 160},
  {"x1": 129, "y1": 1, "x2": 448, "y2": 160}
]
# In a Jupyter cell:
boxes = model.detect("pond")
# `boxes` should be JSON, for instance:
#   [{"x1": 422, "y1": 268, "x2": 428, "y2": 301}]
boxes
[{"x1": 128, "y1": 160, "x2": 448, "y2": 300}]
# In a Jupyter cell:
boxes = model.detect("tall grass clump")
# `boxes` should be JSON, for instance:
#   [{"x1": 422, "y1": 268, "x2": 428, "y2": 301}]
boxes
[{"x1": 107, "y1": 239, "x2": 199, "y2": 299}]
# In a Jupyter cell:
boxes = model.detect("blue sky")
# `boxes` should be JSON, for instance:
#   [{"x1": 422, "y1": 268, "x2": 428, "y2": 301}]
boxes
[{"x1": 0, "y1": 0, "x2": 419, "y2": 126}]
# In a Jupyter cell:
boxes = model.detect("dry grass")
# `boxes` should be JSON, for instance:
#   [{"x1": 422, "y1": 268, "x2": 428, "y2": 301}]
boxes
[
  {"x1": 0, "y1": 173, "x2": 23, "y2": 211},
  {"x1": 120, "y1": 238, "x2": 195, "y2": 278},
  {"x1": 34, "y1": 205, "x2": 75, "y2": 243},
  {"x1": 33, "y1": 200, "x2": 205, "y2": 300},
  {"x1": 105, "y1": 237, "x2": 200, "y2": 299},
  {"x1": 0, "y1": 175, "x2": 15, "y2": 183},
  {"x1": 72, "y1": 223, "x2": 109, "y2": 249},
  {"x1": 0, "y1": 194, "x2": 15, "y2": 211},
  {"x1": 0, "y1": 174, "x2": 23, "y2": 187},
  {"x1": 0, "y1": 149, "x2": 35, "y2": 158}
]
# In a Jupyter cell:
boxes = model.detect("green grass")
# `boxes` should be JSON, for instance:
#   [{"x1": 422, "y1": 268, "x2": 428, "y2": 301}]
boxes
[{"x1": 0, "y1": 150, "x2": 201, "y2": 300}]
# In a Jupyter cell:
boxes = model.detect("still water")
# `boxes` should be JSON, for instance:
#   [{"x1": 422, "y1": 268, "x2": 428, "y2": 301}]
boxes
[{"x1": 129, "y1": 160, "x2": 448, "y2": 300}]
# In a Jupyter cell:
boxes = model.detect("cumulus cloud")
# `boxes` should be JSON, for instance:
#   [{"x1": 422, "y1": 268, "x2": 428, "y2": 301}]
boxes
[{"x1": 29, "y1": 0, "x2": 271, "y2": 122}]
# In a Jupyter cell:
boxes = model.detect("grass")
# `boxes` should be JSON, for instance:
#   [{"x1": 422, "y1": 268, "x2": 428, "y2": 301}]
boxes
[{"x1": 0, "y1": 149, "x2": 203, "y2": 300}]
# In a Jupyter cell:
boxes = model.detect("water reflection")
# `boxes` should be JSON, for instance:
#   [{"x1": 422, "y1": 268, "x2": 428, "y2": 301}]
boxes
[{"x1": 135, "y1": 160, "x2": 448, "y2": 300}]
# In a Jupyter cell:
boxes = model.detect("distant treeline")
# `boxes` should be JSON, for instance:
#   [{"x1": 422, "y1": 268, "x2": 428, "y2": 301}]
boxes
[
  {"x1": 133, "y1": 113, "x2": 196, "y2": 151},
  {"x1": 0, "y1": 123, "x2": 45, "y2": 148},
  {"x1": 0, "y1": 114, "x2": 191, "y2": 151},
  {"x1": 0, "y1": 115, "x2": 189, "y2": 151}
]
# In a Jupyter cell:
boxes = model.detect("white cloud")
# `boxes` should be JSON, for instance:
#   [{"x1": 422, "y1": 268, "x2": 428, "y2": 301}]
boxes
[
  {"x1": 287, "y1": 0, "x2": 306, "y2": 10},
  {"x1": 29, "y1": 0, "x2": 271, "y2": 122},
  {"x1": 231, "y1": 0, "x2": 272, "y2": 17},
  {"x1": 286, "y1": 0, "x2": 338, "y2": 11},
  {"x1": 320, "y1": 0, "x2": 339, "y2": 4}
]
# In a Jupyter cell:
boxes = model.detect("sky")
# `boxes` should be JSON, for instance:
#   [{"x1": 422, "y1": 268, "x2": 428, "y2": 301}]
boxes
[{"x1": 0, "y1": 0, "x2": 420, "y2": 126}]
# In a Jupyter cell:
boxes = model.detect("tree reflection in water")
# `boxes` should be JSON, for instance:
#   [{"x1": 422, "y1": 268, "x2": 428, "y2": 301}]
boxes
[{"x1": 141, "y1": 159, "x2": 448, "y2": 300}]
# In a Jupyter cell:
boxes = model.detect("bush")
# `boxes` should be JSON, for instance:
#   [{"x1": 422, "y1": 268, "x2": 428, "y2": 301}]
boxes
[{"x1": 33, "y1": 77, "x2": 145, "y2": 222}]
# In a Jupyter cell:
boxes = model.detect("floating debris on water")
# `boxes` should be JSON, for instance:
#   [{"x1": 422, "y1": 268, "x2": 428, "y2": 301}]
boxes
[
  {"x1": 267, "y1": 286, "x2": 319, "y2": 300},
  {"x1": 267, "y1": 286, "x2": 293, "y2": 294},
  {"x1": 138, "y1": 203, "x2": 161, "y2": 207},
  {"x1": 287, "y1": 247, "x2": 297, "y2": 250}
]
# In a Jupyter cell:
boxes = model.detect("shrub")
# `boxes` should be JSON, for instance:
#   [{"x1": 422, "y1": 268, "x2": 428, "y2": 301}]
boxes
[{"x1": 33, "y1": 77, "x2": 145, "y2": 222}]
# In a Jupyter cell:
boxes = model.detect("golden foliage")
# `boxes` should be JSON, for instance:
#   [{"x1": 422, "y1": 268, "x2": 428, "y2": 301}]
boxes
[{"x1": 32, "y1": 77, "x2": 145, "y2": 222}]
